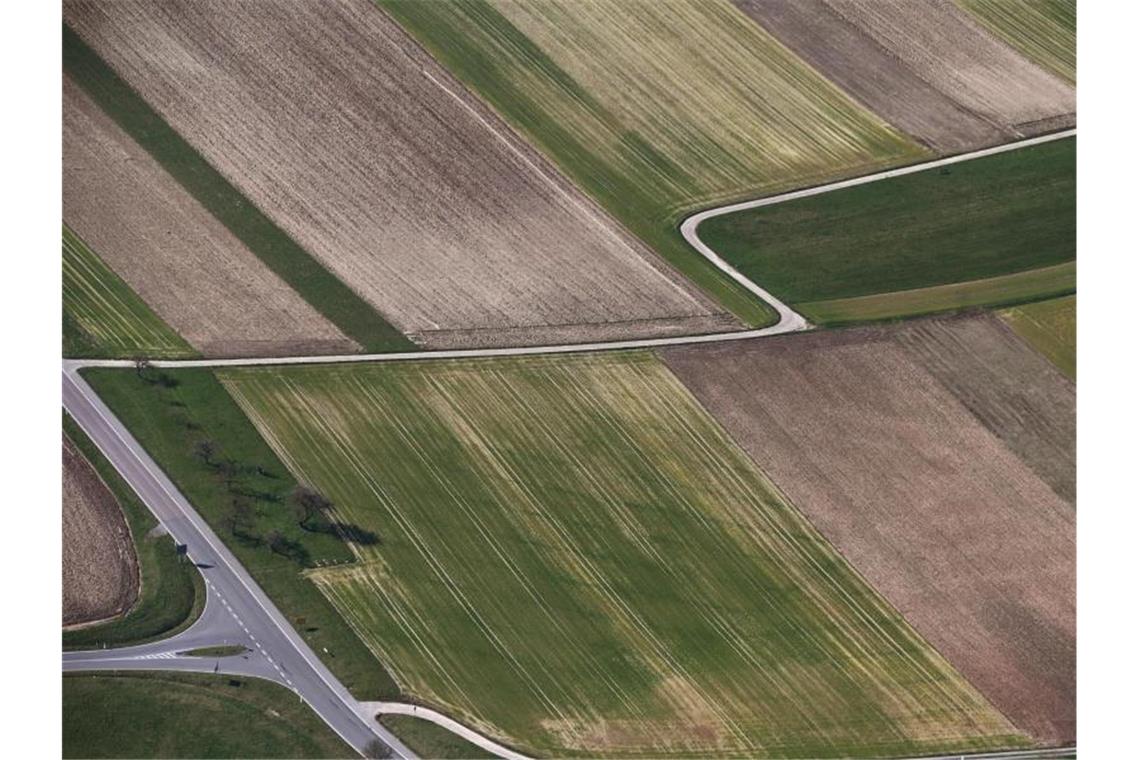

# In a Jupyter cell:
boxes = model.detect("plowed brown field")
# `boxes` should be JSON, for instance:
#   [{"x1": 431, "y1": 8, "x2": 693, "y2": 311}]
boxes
[
  {"x1": 64, "y1": 0, "x2": 737, "y2": 348},
  {"x1": 661, "y1": 315, "x2": 1074, "y2": 745},
  {"x1": 736, "y1": 0, "x2": 1074, "y2": 151},
  {"x1": 63, "y1": 76, "x2": 357, "y2": 358},
  {"x1": 63, "y1": 436, "x2": 138, "y2": 627}
]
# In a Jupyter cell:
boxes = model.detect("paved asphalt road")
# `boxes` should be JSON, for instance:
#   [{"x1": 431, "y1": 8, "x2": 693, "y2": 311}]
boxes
[
  {"x1": 62, "y1": 367, "x2": 415, "y2": 760},
  {"x1": 61, "y1": 129, "x2": 1076, "y2": 760}
]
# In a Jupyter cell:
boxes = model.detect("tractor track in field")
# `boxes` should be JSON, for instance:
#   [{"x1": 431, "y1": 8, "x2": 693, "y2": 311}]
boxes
[{"x1": 62, "y1": 130, "x2": 1074, "y2": 759}]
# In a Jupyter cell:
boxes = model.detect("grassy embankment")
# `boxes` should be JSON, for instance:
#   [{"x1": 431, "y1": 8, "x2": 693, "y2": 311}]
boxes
[
  {"x1": 217, "y1": 353, "x2": 1026, "y2": 757},
  {"x1": 82, "y1": 367, "x2": 400, "y2": 700},
  {"x1": 1001, "y1": 295, "x2": 1076, "y2": 379},
  {"x1": 63, "y1": 414, "x2": 204, "y2": 649},
  {"x1": 380, "y1": 0, "x2": 926, "y2": 328},
  {"x1": 699, "y1": 137, "x2": 1075, "y2": 325},
  {"x1": 378, "y1": 716, "x2": 496, "y2": 760},
  {"x1": 63, "y1": 225, "x2": 195, "y2": 360},
  {"x1": 958, "y1": 0, "x2": 1075, "y2": 83},
  {"x1": 63, "y1": 672, "x2": 352, "y2": 759},
  {"x1": 63, "y1": 24, "x2": 412, "y2": 353}
]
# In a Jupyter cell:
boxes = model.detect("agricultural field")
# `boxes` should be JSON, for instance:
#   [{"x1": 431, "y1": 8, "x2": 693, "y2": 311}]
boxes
[
  {"x1": 63, "y1": 75, "x2": 358, "y2": 358},
  {"x1": 662, "y1": 316, "x2": 1075, "y2": 745},
  {"x1": 62, "y1": 434, "x2": 137, "y2": 627},
  {"x1": 380, "y1": 0, "x2": 926, "y2": 325},
  {"x1": 64, "y1": 0, "x2": 741, "y2": 347},
  {"x1": 218, "y1": 353, "x2": 1025, "y2": 757},
  {"x1": 958, "y1": 0, "x2": 1076, "y2": 83},
  {"x1": 699, "y1": 137, "x2": 1075, "y2": 323},
  {"x1": 736, "y1": 0, "x2": 1074, "y2": 151},
  {"x1": 63, "y1": 414, "x2": 204, "y2": 649},
  {"x1": 1001, "y1": 295, "x2": 1076, "y2": 380},
  {"x1": 63, "y1": 225, "x2": 194, "y2": 360},
  {"x1": 63, "y1": 672, "x2": 352, "y2": 758}
]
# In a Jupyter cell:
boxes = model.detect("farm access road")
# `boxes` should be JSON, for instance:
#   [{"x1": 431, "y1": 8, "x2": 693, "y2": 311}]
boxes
[{"x1": 62, "y1": 130, "x2": 1075, "y2": 760}]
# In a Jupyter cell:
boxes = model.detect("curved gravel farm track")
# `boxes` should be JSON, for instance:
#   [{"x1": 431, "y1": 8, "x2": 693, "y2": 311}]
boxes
[{"x1": 62, "y1": 130, "x2": 1075, "y2": 759}]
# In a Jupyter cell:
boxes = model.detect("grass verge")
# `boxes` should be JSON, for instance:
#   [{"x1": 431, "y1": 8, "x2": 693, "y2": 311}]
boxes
[
  {"x1": 1001, "y1": 295, "x2": 1076, "y2": 379},
  {"x1": 700, "y1": 136, "x2": 1074, "y2": 313},
  {"x1": 63, "y1": 672, "x2": 353, "y2": 758},
  {"x1": 799, "y1": 262, "x2": 1075, "y2": 326},
  {"x1": 379, "y1": 715, "x2": 496, "y2": 759},
  {"x1": 63, "y1": 413, "x2": 204, "y2": 650},
  {"x1": 179, "y1": 645, "x2": 250, "y2": 658},
  {"x1": 63, "y1": 225, "x2": 196, "y2": 360},
  {"x1": 63, "y1": 23, "x2": 413, "y2": 353},
  {"x1": 81, "y1": 366, "x2": 400, "y2": 700}
]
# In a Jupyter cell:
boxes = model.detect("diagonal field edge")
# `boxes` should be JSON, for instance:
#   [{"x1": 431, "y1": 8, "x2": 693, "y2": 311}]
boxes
[{"x1": 62, "y1": 24, "x2": 415, "y2": 354}]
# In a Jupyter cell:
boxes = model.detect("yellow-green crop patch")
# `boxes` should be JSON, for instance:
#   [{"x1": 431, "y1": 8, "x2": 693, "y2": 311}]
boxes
[
  {"x1": 219, "y1": 353, "x2": 1024, "y2": 757},
  {"x1": 957, "y1": 0, "x2": 1075, "y2": 84},
  {"x1": 1001, "y1": 295, "x2": 1076, "y2": 379},
  {"x1": 62, "y1": 225, "x2": 194, "y2": 359},
  {"x1": 379, "y1": 0, "x2": 924, "y2": 326}
]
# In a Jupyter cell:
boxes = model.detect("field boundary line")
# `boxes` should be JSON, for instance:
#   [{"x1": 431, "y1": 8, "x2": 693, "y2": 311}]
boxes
[{"x1": 64, "y1": 130, "x2": 1073, "y2": 371}]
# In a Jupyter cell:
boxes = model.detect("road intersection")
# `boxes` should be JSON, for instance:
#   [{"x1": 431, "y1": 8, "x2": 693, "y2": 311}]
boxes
[{"x1": 63, "y1": 130, "x2": 1076, "y2": 759}]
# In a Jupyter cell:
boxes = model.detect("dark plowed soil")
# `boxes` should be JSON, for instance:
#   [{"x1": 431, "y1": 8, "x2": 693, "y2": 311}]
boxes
[
  {"x1": 661, "y1": 315, "x2": 1074, "y2": 744},
  {"x1": 735, "y1": 0, "x2": 1074, "y2": 152},
  {"x1": 63, "y1": 436, "x2": 139, "y2": 627}
]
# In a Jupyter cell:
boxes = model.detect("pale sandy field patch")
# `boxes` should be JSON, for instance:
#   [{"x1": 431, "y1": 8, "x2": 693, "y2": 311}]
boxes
[
  {"x1": 736, "y1": 0, "x2": 1074, "y2": 151},
  {"x1": 64, "y1": 0, "x2": 738, "y2": 348},
  {"x1": 63, "y1": 76, "x2": 357, "y2": 358},
  {"x1": 662, "y1": 315, "x2": 1075, "y2": 745}
]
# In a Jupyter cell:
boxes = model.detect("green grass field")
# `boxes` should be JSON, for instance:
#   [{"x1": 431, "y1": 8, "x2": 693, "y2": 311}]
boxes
[
  {"x1": 218, "y1": 353, "x2": 1025, "y2": 757},
  {"x1": 799, "y1": 262, "x2": 1075, "y2": 326},
  {"x1": 699, "y1": 137, "x2": 1074, "y2": 321},
  {"x1": 63, "y1": 225, "x2": 195, "y2": 359},
  {"x1": 63, "y1": 672, "x2": 352, "y2": 758},
  {"x1": 958, "y1": 0, "x2": 1075, "y2": 83},
  {"x1": 379, "y1": 0, "x2": 924, "y2": 327},
  {"x1": 378, "y1": 716, "x2": 496, "y2": 759},
  {"x1": 82, "y1": 367, "x2": 399, "y2": 699},
  {"x1": 63, "y1": 414, "x2": 204, "y2": 650},
  {"x1": 63, "y1": 24, "x2": 412, "y2": 353},
  {"x1": 1001, "y1": 295, "x2": 1076, "y2": 379}
]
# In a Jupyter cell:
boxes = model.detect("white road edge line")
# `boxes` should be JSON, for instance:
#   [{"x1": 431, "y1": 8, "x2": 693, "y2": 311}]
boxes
[{"x1": 62, "y1": 128, "x2": 1075, "y2": 760}]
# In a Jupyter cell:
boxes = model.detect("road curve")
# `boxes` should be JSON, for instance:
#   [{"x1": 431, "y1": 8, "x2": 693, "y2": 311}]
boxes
[
  {"x1": 62, "y1": 367, "x2": 416, "y2": 760},
  {"x1": 62, "y1": 129, "x2": 1076, "y2": 760},
  {"x1": 362, "y1": 702, "x2": 533, "y2": 760},
  {"x1": 66, "y1": 129, "x2": 1073, "y2": 373}
]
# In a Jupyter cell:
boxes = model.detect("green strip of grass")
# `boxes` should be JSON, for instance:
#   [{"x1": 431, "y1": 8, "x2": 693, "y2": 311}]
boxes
[
  {"x1": 63, "y1": 413, "x2": 204, "y2": 650},
  {"x1": 81, "y1": 366, "x2": 400, "y2": 700},
  {"x1": 1001, "y1": 295, "x2": 1076, "y2": 379},
  {"x1": 799, "y1": 261, "x2": 1075, "y2": 326},
  {"x1": 63, "y1": 24, "x2": 413, "y2": 353},
  {"x1": 63, "y1": 672, "x2": 353, "y2": 759},
  {"x1": 958, "y1": 0, "x2": 1075, "y2": 83},
  {"x1": 63, "y1": 225, "x2": 197, "y2": 360},
  {"x1": 179, "y1": 645, "x2": 250, "y2": 658},
  {"x1": 700, "y1": 137, "x2": 1075, "y2": 312},
  {"x1": 379, "y1": 715, "x2": 496, "y2": 759}
]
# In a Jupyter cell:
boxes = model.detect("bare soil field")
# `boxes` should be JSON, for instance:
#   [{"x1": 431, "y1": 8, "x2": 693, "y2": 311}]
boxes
[
  {"x1": 64, "y1": 0, "x2": 739, "y2": 348},
  {"x1": 661, "y1": 316, "x2": 1075, "y2": 745},
  {"x1": 735, "y1": 0, "x2": 1074, "y2": 152},
  {"x1": 896, "y1": 316, "x2": 1076, "y2": 503},
  {"x1": 63, "y1": 435, "x2": 138, "y2": 627},
  {"x1": 63, "y1": 77, "x2": 357, "y2": 358}
]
